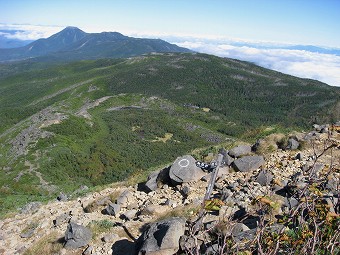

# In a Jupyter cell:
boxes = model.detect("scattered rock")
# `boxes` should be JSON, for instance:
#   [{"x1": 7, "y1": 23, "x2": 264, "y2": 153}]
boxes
[
  {"x1": 169, "y1": 155, "x2": 205, "y2": 184},
  {"x1": 233, "y1": 156, "x2": 265, "y2": 172},
  {"x1": 137, "y1": 217, "x2": 186, "y2": 255},
  {"x1": 64, "y1": 222, "x2": 92, "y2": 249}
]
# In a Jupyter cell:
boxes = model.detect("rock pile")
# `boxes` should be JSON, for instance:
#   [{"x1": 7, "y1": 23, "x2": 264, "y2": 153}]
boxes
[{"x1": 0, "y1": 125, "x2": 338, "y2": 254}]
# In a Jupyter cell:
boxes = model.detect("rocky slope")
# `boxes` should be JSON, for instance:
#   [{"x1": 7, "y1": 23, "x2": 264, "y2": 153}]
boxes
[{"x1": 0, "y1": 125, "x2": 339, "y2": 255}]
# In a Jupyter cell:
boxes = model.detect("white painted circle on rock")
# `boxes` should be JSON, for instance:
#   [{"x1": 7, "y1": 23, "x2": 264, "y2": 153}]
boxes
[{"x1": 178, "y1": 159, "x2": 190, "y2": 168}]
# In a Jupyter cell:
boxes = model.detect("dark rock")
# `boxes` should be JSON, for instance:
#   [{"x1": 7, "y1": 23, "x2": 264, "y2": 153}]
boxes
[
  {"x1": 256, "y1": 170, "x2": 273, "y2": 186},
  {"x1": 137, "y1": 217, "x2": 186, "y2": 255},
  {"x1": 286, "y1": 138, "x2": 299, "y2": 150},
  {"x1": 169, "y1": 155, "x2": 205, "y2": 184},
  {"x1": 144, "y1": 171, "x2": 159, "y2": 192},
  {"x1": 295, "y1": 152, "x2": 304, "y2": 160},
  {"x1": 233, "y1": 156, "x2": 265, "y2": 172},
  {"x1": 112, "y1": 239, "x2": 136, "y2": 255},
  {"x1": 181, "y1": 185, "x2": 190, "y2": 197},
  {"x1": 106, "y1": 202, "x2": 121, "y2": 216},
  {"x1": 228, "y1": 145, "x2": 252, "y2": 158},
  {"x1": 64, "y1": 222, "x2": 92, "y2": 249}
]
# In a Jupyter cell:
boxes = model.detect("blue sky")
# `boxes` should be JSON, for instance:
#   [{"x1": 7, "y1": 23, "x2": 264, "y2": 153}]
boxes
[
  {"x1": 1, "y1": 0, "x2": 339, "y2": 47},
  {"x1": 1, "y1": 0, "x2": 340, "y2": 86}
]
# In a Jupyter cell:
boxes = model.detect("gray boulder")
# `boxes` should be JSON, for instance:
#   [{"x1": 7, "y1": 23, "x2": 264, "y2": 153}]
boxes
[
  {"x1": 233, "y1": 156, "x2": 265, "y2": 172},
  {"x1": 116, "y1": 190, "x2": 134, "y2": 208},
  {"x1": 137, "y1": 217, "x2": 186, "y2": 255},
  {"x1": 228, "y1": 145, "x2": 251, "y2": 158},
  {"x1": 144, "y1": 167, "x2": 170, "y2": 192},
  {"x1": 256, "y1": 170, "x2": 273, "y2": 186},
  {"x1": 169, "y1": 155, "x2": 205, "y2": 184},
  {"x1": 64, "y1": 222, "x2": 92, "y2": 249},
  {"x1": 106, "y1": 202, "x2": 121, "y2": 216},
  {"x1": 286, "y1": 138, "x2": 299, "y2": 150}
]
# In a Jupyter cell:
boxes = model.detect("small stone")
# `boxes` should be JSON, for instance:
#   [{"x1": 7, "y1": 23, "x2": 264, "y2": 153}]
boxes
[{"x1": 181, "y1": 185, "x2": 190, "y2": 197}]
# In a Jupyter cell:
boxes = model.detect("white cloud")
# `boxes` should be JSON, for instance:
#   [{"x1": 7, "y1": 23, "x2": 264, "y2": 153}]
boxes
[
  {"x1": 174, "y1": 40, "x2": 340, "y2": 87},
  {"x1": 0, "y1": 24, "x2": 63, "y2": 40}
]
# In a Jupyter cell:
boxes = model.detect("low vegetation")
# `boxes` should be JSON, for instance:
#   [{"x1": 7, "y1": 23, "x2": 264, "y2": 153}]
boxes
[{"x1": 0, "y1": 53, "x2": 339, "y2": 216}]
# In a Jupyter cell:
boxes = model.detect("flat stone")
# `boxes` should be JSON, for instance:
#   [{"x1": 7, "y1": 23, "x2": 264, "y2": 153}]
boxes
[
  {"x1": 228, "y1": 145, "x2": 252, "y2": 158},
  {"x1": 233, "y1": 156, "x2": 265, "y2": 172}
]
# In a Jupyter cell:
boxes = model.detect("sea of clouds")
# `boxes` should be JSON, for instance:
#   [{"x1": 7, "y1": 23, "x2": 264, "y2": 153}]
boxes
[
  {"x1": 1, "y1": 24, "x2": 340, "y2": 87},
  {"x1": 173, "y1": 39, "x2": 340, "y2": 87}
]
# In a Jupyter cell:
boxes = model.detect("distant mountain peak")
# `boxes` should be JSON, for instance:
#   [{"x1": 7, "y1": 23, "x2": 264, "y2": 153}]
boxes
[{"x1": 53, "y1": 26, "x2": 87, "y2": 37}]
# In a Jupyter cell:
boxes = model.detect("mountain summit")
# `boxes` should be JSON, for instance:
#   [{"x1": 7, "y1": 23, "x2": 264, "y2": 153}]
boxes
[{"x1": 0, "y1": 27, "x2": 191, "y2": 62}]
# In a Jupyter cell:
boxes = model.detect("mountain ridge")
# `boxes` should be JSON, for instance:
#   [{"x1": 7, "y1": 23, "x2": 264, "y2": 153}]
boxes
[{"x1": 0, "y1": 27, "x2": 191, "y2": 62}]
